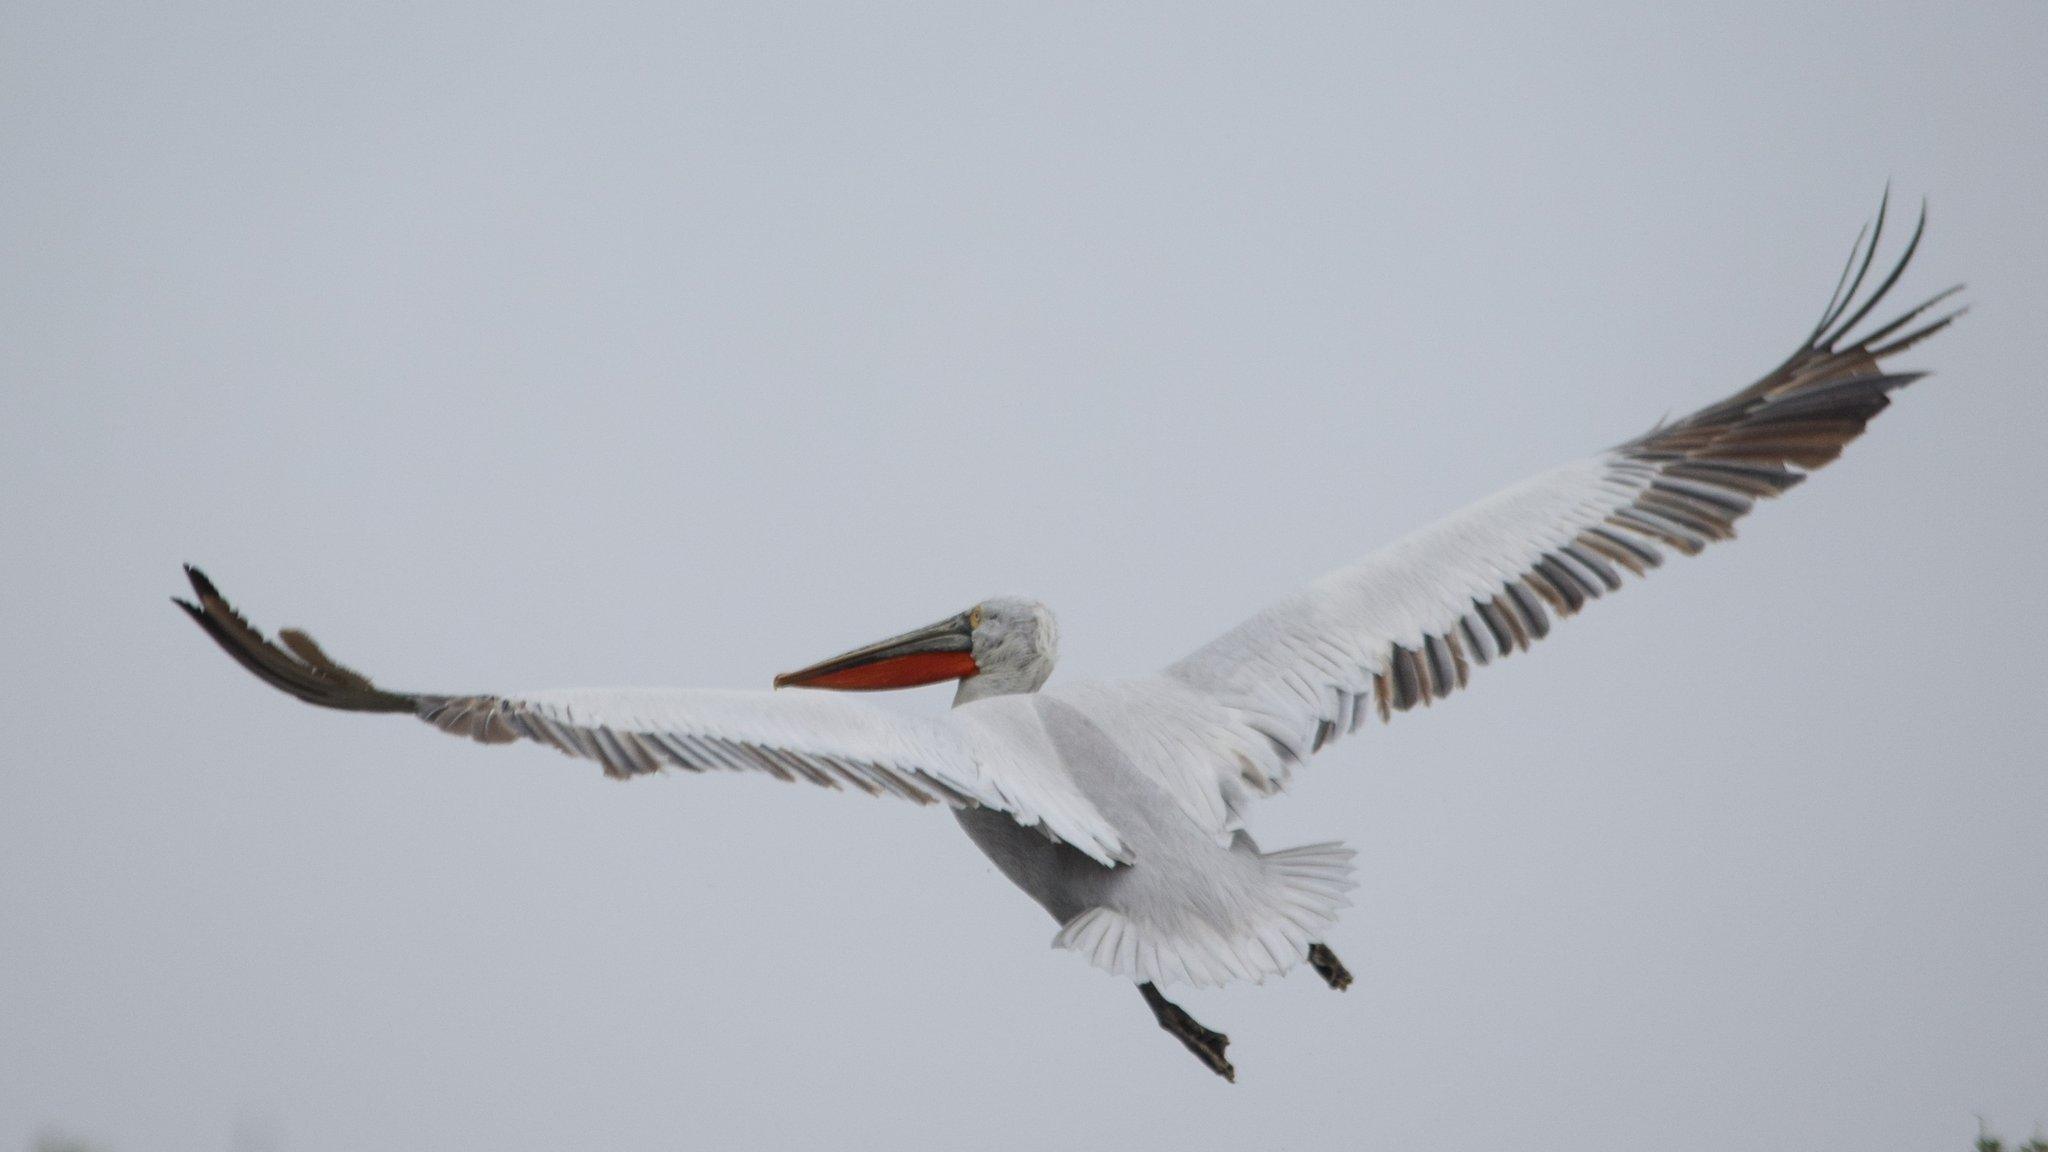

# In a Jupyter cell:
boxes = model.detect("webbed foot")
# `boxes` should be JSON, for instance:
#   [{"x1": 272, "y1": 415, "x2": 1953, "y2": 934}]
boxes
[
  {"x1": 1138, "y1": 982, "x2": 1234, "y2": 1082},
  {"x1": 1307, "y1": 942, "x2": 1352, "y2": 991}
]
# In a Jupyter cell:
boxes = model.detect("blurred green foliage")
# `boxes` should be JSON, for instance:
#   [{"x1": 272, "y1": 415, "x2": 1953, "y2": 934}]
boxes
[{"x1": 1977, "y1": 1126, "x2": 2048, "y2": 1152}]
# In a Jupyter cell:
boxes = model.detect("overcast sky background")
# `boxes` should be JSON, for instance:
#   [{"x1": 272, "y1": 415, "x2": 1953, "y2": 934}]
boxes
[{"x1": 5, "y1": 3, "x2": 2046, "y2": 1150}]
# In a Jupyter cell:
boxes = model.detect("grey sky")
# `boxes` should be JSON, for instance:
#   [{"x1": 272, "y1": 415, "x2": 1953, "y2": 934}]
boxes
[{"x1": 4, "y1": 2, "x2": 2045, "y2": 1149}]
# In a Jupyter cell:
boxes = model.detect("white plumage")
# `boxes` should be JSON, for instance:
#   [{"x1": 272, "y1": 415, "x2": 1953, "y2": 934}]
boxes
[
  {"x1": 418, "y1": 686, "x2": 1132, "y2": 868},
  {"x1": 176, "y1": 198, "x2": 1960, "y2": 1079}
]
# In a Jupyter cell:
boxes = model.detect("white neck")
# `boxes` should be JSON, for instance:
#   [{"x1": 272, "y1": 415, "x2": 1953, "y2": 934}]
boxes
[{"x1": 952, "y1": 661, "x2": 1052, "y2": 706}]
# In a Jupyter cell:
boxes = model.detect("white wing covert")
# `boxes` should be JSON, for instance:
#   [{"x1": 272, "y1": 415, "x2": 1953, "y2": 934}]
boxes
[
  {"x1": 1167, "y1": 199, "x2": 1961, "y2": 793},
  {"x1": 174, "y1": 569, "x2": 1129, "y2": 866}
]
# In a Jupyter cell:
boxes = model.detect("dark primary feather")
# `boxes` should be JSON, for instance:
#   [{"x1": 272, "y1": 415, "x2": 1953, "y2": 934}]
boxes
[
  {"x1": 172, "y1": 568, "x2": 989, "y2": 807},
  {"x1": 174, "y1": 565, "x2": 418, "y2": 713},
  {"x1": 1353, "y1": 192, "x2": 1962, "y2": 722}
]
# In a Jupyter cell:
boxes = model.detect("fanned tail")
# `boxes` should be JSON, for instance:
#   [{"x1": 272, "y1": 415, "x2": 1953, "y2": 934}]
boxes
[{"x1": 1053, "y1": 841, "x2": 1357, "y2": 989}]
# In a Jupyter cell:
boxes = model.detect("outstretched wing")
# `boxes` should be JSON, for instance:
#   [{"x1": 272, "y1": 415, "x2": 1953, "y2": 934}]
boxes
[
  {"x1": 1167, "y1": 197, "x2": 1962, "y2": 793},
  {"x1": 175, "y1": 567, "x2": 1128, "y2": 866}
]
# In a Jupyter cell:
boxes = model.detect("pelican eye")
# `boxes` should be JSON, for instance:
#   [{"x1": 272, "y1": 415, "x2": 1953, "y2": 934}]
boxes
[{"x1": 969, "y1": 606, "x2": 984, "y2": 629}]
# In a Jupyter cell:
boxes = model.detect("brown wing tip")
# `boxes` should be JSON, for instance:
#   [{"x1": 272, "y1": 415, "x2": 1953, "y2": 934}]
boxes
[
  {"x1": 174, "y1": 565, "x2": 418, "y2": 714},
  {"x1": 184, "y1": 563, "x2": 219, "y2": 601}
]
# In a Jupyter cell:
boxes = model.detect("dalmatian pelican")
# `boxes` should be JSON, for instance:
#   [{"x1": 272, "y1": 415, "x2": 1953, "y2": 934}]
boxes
[{"x1": 176, "y1": 197, "x2": 1959, "y2": 1080}]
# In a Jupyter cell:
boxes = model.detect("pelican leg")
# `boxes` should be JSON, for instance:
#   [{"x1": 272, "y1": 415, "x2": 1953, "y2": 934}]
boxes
[
  {"x1": 1138, "y1": 982, "x2": 1234, "y2": 1082},
  {"x1": 1307, "y1": 942, "x2": 1352, "y2": 991}
]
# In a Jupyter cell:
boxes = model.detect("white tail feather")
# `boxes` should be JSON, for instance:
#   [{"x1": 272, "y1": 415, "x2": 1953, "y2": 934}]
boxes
[{"x1": 1052, "y1": 841, "x2": 1357, "y2": 988}]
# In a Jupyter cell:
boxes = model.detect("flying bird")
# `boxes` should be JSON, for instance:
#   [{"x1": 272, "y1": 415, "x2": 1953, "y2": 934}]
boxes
[{"x1": 177, "y1": 197, "x2": 1959, "y2": 1081}]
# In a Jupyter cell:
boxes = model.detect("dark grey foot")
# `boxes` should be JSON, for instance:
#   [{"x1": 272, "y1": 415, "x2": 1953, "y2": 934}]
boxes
[
  {"x1": 1307, "y1": 942, "x2": 1352, "y2": 991},
  {"x1": 1138, "y1": 981, "x2": 1234, "y2": 1082}
]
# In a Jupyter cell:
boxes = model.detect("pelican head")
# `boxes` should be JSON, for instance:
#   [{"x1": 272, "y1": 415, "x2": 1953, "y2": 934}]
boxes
[{"x1": 773, "y1": 597, "x2": 1058, "y2": 705}]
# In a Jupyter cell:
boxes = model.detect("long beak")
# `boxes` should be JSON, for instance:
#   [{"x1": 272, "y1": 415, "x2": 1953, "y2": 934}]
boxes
[{"x1": 772, "y1": 611, "x2": 979, "y2": 691}]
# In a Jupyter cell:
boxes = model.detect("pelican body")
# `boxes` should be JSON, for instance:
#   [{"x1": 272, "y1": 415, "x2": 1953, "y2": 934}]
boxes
[{"x1": 176, "y1": 200, "x2": 1959, "y2": 1079}]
